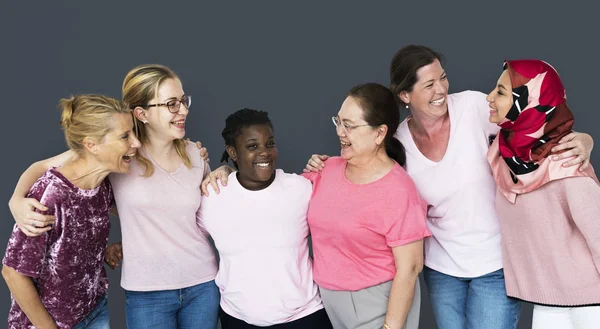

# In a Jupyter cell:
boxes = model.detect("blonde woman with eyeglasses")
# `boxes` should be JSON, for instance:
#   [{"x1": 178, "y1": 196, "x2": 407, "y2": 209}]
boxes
[{"x1": 7, "y1": 65, "x2": 219, "y2": 329}]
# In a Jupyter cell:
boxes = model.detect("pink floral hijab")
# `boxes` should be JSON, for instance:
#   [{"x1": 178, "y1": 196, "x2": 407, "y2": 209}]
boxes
[{"x1": 487, "y1": 59, "x2": 595, "y2": 202}]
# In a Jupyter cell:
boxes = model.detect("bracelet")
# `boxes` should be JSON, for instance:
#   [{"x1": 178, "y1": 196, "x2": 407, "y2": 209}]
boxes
[{"x1": 383, "y1": 323, "x2": 392, "y2": 329}]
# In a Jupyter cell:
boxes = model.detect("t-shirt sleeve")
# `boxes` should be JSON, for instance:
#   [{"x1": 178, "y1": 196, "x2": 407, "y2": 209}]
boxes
[
  {"x1": 383, "y1": 188, "x2": 431, "y2": 248},
  {"x1": 2, "y1": 181, "x2": 54, "y2": 278}
]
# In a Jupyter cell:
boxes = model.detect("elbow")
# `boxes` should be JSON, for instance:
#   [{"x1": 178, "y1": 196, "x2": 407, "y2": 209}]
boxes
[
  {"x1": 396, "y1": 258, "x2": 424, "y2": 279},
  {"x1": 2, "y1": 265, "x2": 15, "y2": 284}
]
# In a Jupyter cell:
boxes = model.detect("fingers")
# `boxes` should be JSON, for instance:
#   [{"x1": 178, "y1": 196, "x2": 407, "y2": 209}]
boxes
[
  {"x1": 318, "y1": 155, "x2": 330, "y2": 161},
  {"x1": 201, "y1": 179, "x2": 211, "y2": 197},
  {"x1": 28, "y1": 199, "x2": 49, "y2": 212},
  {"x1": 29, "y1": 213, "x2": 55, "y2": 227},
  {"x1": 560, "y1": 154, "x2": 583, "y2": 168},
  {"x1": 552, "y1": 149, "x2": 577, "y2": 161},
  {"x1": 18, "y1": 224, "x2": 51, "y2": 237},
  {"x1": 210, "y1": 176, "x2": 221, "y2": 195},
  {"x1": 195, "y1": 141, "x2": 202, "y2": 149},
  {"x1": 552, "y1": 141, "x2": 578, "y2": 154},
  {"x1": 579, "y1": 159, "x2": 590, "y2": 171},
  {"x1": 558, "y1": 132, "x2": 576, "y2": 144}
]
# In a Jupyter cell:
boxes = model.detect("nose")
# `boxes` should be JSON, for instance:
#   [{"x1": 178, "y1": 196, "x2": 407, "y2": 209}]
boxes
[
  {"x1": 177, "y1": 102, "x2": 189, "y2": 116},
  {"x1": 486, "y1": 92, "x2": 493, "y2": 103},
  {"x1": 434, "y1": 80, "x2": 447, "y2": 94},
  {"x1": 335, "y1": 124, "x2": 345, "y2": 138},
  {"x1": 131, "y1": 134, "x2": 142, "y2": 148}
]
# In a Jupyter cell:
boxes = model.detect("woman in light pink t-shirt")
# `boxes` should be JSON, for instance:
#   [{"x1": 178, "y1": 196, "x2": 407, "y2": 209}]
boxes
[
  {"x1": 9, "y1": 65, "x2": 220, "y2": 329},
  {"x1": 206, "y1": 84, "x2": 430, "y2": 329}
]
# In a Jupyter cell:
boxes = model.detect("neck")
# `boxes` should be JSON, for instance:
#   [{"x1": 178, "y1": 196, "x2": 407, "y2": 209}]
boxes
[
  {"x1": 409, "y1": 107, "x2": 449, "y2": 138},
  {"x1": 144, "y1": 137, "x2": 177, "y2": 160},
  {"x1": 59, "y1": 156, "x2": 111, "y2": 190},
  {"x1": 237, "y1": 171, "x2": 276, "y2": 191},
  {"x1": 346, "y1": 148, "x2": 395, "y2": 180}
]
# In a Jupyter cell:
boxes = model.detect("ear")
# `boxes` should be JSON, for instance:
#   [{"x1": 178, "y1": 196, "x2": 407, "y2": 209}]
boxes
[
  {"x1": 133, "y1": 106, "x2": 148, "y2": 123},
  {"x1": 83, "y1": 136, "x2": 99, "y2": 154},
  {"x1": 375, "y1": 125, "x2": 389, "y2": 146},
  {"x1": 226, "y1": 145, "x2": 237, "y2": 162},
  {"x1": 398, "y1": 91, "x2": 410, "y2": 106}
]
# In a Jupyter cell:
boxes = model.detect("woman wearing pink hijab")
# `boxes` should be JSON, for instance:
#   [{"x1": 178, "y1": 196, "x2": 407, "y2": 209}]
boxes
[{"x1": 487, "y1": 59, "x2": 600, "y2": 329}]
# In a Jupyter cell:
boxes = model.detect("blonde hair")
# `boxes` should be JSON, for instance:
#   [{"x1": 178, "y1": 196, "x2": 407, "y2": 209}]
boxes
[
  {"x1": 122, "y1": 64, "x2": 191, "y2": 177},
  {"x1": 59, "y1": 95, "x2": 131, "y2": 155}
]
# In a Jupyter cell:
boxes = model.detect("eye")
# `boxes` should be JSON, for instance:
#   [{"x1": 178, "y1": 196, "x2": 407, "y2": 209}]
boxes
[
  {"x1": 121, "y1": 133, "x2": 129, "y2": 140},
  {"x1": 497, "y1": 90, "x2": 504, "y2": 96},
  {"x1": 441, "y1": 74, "x2": 447, "y2": 80},
  {"x1": 343, "y1": 123, "x2": 352, "y2": 130},
  {"x1": 267, "y1": 141, "x2": 276, "y2": 147},
  {"x1": 247, "y1": 144, "x2": 257, "y2": 150},
  {"x1": 166, "y1": 100, "x2": 178, "y2": 108},
  {"x1": 425, "y1": 84, "x2": 433, "y2": 89}
]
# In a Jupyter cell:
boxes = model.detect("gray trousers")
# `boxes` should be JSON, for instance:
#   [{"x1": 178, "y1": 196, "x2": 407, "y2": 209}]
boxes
[{"x1": 319, "y1": 279, "x2": 420, "y2": 329}]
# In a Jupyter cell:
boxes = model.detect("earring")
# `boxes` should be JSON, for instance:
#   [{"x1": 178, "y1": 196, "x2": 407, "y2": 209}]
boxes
[
  {"x1": 143, "y1": 121, "x2": 147, "y2": 124},
  {"x1": 405, "y1": 104, "x2": 409, "y2": 109}
]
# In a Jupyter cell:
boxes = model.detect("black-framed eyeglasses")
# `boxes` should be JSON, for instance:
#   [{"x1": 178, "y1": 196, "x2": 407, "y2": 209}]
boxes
[
  {"x1": 145, "y1": 95, "x2": 191, "y2": 113},
  {"x1": 332, "y1": 116, "x2": 370, "y2": 132}
]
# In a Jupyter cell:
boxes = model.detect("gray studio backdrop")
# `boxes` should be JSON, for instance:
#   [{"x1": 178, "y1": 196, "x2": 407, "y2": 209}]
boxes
[{"x1": 1, "y1": 1, "x2": 598, "y2": 328}]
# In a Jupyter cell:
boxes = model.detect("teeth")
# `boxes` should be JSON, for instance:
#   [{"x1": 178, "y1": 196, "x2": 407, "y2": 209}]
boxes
[
  {"x1": 431, "y1": 98, "x2": 444, "y2": 105},
  {"x1": 172, "y1": 121, "x2": 185, "y2": 124},
  {"x1": 341, "y1": 141, "x2": 351, "y2": 146},
  {"x1": 256, "y1": 162, "x2": 270, "y2": 167}
]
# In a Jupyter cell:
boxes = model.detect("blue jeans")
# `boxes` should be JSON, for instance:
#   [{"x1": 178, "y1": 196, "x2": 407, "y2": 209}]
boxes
[
  {"x1": 125, "y1": 280, "x2": 220, "y2": 329},
  {"x1": 423, "y1": 267, "x2": 521, "y2": 329},
  {"x1": 73, "y1": 294, "x2": 110, "y2": 329}
]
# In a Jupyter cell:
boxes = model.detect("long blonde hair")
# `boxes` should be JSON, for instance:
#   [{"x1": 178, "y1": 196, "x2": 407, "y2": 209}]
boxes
[
  {"x1": 59, "y1": 94, "x2": 130, "y2": 156},
  {"x1": 122, "y1": 64, "x2": 191, "y2": 177}
]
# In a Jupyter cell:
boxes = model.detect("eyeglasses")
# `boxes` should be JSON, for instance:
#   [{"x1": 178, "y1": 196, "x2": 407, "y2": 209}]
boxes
[
  {"x1": 331, "y1": 116, "x2": 370, "y2": 132},
  {"x1": 145, "y1": 95, "x2": 191, "y2": 113}
]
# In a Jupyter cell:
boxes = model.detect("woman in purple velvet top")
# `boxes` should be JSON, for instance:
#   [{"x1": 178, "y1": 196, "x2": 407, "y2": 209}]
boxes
[{"x1": 2, "y1": 95, "x2": 141, "y2": 329}]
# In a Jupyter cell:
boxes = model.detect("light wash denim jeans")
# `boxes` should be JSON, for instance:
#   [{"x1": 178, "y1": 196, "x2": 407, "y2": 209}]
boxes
[
  {"x1": 125, "y1": 280, "x2": 220, "y2": 329},
  {"x1": 73, "y1": 294, "x2": 109, "y2": 329},
  {"x1": 423, "y1": 267, "x2": 521, "y2": 329}
]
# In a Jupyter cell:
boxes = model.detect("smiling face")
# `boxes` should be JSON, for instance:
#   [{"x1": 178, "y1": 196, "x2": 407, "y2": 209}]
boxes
[
  {"x1": 487, "y1": 70, "x2": 513, "y2": 124},
  {"x1": 137, "y1": 78, "x2": 189, "y2": 142},
  {"x1": 94, "y1": 112, "x2": 142, "y2": 173},
  {"x1": 336, "y1": 96, "x2": 388, "y2": 163},
  {"x1": 398, "y1": 59, "x2": 449, "y2": 119},
  {"x1": 227, "y1": 124, "x2": 278, "y2": 190}
]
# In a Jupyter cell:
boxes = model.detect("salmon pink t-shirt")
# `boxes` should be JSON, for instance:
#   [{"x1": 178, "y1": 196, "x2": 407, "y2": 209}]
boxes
[{"x1": 304, "y1": 157, "x2": 430, "y2": 291}]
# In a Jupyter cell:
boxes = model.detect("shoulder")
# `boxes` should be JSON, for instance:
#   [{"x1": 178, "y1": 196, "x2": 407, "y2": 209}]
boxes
[
  {"x1": 184, "y1": 140, "x2": 204, "y2": 166},
  {"x1": 450, "y1": 90, "x2": 487, "y2": 103},
  {"x1": 323, "y1": 156, "x2": 345, "y2": 171},
  {"x1": 28, "y1": 169, "x2": 70, "y2": 209},
  {"x1": 276, "y1": 170, "x2": 312, "y2": 192},
  {"x1": 386, "y1": 164, "x2": 421, "y2": 195}
]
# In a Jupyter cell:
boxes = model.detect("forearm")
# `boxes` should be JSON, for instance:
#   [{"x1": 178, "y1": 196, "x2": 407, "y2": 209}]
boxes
[
  {"x1": 2, "y1": 266, "x2": 57, "y2": 329},
  {"x1": 10, "y1": 161, "x2": 50, "y2": 200},
  {"x1": 384, "y1": 270, "x2": 419, "y2": 329}
]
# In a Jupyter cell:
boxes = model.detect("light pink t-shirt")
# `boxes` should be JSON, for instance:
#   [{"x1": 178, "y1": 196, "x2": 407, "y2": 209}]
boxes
[
  {"x1": 198, "y1": 170, "x2": 323, "y2": 326},
  {"x1": 109, "y1": 142, "x2": 217, "y2": 291},
  {"x1": 304, "y1": 157, "x2": 431, "y2": 291}
]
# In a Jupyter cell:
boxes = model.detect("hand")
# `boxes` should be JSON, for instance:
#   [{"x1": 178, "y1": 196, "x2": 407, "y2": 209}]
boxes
[
  {"x1": 186, "y1": 139, "x2": 209, "y2": 162},
  {"x1": 302, "y1": 154, "x2": 329, "y2": 173},
  {"x1": 8, "y1": 197, "x2": 55, "y2": 237},
  {"x1": 104, "y1": 242, "x2": 123, "y2": 270},
  {"x1": 201, "y1": 165, "x2": 235, "y2": 196},
  {"x1": 551, "y1": 132, "x2": 594, "y2": 171}
]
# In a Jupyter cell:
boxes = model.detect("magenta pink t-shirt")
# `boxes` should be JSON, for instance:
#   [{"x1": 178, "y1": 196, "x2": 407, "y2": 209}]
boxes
[{"x1": 304, "y1": 157, "x2": 430, "y2": 291}]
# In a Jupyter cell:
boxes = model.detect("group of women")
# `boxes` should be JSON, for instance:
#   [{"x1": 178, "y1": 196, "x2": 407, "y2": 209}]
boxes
[{"x1": 2, "y1": 44, "x2": 599, "y2": 329}]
